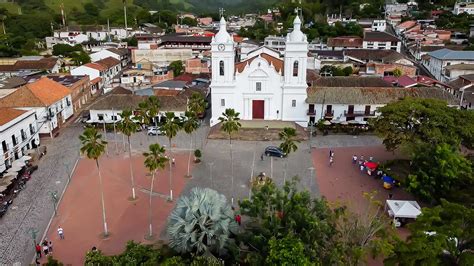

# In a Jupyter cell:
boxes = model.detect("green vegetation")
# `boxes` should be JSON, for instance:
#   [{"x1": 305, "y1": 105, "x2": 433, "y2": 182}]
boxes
[
  {"x1": 168, "y1": 60, "x2": 184, "y2": 77},
  {"x1": 386, "y1": 200, "x2": 474, "y2": 265},
  {"x1": 320, "y1": 65, "x2": 353, "y2": 76}
]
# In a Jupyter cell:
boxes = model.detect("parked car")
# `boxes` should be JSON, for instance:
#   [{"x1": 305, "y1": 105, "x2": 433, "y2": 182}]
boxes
[
  {"x1": 264, "y1": 146, "x2": 286, "y2": 158},
  {"x1": 147, "y1": 126, "x2": 163, "y2": 136}
]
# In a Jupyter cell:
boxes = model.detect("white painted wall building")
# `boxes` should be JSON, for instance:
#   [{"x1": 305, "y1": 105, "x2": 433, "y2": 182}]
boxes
[
  {"x1": 422, "y1": 49, "x2": 474, "y2": 82},
  {"x1": 210, "y1": 16, "x2": 308, "y2": 127},
  {"x1": 454, "y1": 1, "x2": 474, "y2": 15},
  {"x1": 0, "y1": 108, "x2": 40, "y2": 173}
]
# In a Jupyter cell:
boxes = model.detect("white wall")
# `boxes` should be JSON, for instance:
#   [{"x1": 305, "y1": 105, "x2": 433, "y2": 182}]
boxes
[
  {"x1": 71, "y1": 66, "x2": 101, "y2": 81},
  {"x1": 0, "y1": 110, "x2": 40, "y2": 173},
  {"x1": 90, "y1": 50, "x2": 120, "y2": 62},
  {"x1": 312, "y1": 103, "x2": 384, "y2": 122},
  {"x1": 363, "y1": 40, "x2": 401, "y2": 52}
]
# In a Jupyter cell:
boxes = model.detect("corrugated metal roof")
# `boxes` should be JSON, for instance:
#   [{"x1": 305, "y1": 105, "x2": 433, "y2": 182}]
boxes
[{"x1": 428, "y1": 48, "x2": 474, "y2": 60}]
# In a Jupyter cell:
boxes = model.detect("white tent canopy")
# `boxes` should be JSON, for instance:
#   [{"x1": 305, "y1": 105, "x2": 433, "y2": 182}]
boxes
[{"x1": 386, "y1": 200, "x2": 422, "y2": 219}]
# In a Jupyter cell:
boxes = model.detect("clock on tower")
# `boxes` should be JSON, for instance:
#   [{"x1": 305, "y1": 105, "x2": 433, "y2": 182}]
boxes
[{"x1": 218, "y1": 44, "x2": 225, "y2": 51}]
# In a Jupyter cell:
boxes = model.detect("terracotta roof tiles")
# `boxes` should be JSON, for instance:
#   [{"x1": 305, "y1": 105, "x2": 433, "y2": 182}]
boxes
[
  {"x1": 0, "y1": 107, "x2": 27, "y2": 126},
  {"x1": 235, "y1": 53, "x2": 284, "y2": 74}
]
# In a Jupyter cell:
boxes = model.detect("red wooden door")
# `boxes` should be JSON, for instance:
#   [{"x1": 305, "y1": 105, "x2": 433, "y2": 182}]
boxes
[{"x1": 252, "y1": 100, "x2": 264, "y2": 119}]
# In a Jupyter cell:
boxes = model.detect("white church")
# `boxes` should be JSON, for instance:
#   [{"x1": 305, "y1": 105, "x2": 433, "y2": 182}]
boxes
[{"x1": 210, "y1": 16, "x2": 309, "y2": 127}]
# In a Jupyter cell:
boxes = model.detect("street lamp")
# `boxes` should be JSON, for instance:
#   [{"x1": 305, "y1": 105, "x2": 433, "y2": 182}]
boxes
[
  {"x1": 207, "y1": 162, "x2": 214, "y2": 189},
  {"x1": 308, "y1": 167, "x2": 315, "y2": 190},
  {"x1": 50, "y1": 191, "x2": 58, "y2": 216},
  {"x1": 308, "y1": 121, "x2": 315, "y2": 153}
]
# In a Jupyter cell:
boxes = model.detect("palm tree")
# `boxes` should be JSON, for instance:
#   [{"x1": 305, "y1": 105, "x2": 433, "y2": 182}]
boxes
[
  {"x1": 161, "y1": 112, "x2": 181, "y2": 201},
  {"x1": 279, "y1": 127, "x2": 299, "y2": 184},
  {"x1": 188, "y1": 92, "x2": 206, "y2": 118},
  {"x1": 117, "y1": 108, "x2": 139, "y2": 200},
  {"x1": 79, "y1": 127, "x2": 109, "y2": 236},
  {"x1": 167, "y1": 187, "x2": 238, "y2": 255},
  {"x1": 182, "y1": 111, "x2": 199, "y2": 178},
  {"x1": 145, "y1": 96, "x2": 161, "y2": 129},
  {"x1": 218, "y1": 108, "x2": 241, "y2": 206},
  {"x1": 143, "y1": 143, "x2": 168, "y2": 239}
]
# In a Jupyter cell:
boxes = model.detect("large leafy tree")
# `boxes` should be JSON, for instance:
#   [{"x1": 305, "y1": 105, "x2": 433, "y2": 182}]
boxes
[
  {"x1": 143, "y1": 143, "x2": 168, "y2": 238},
  {"x1": 266, "y1": 235, "x2": 312, "y2": 265},
  {"x1": 386, "y1": 200, "x2": 474, "y2": 265},
  {"x1": 219, "y1": 108, "x2": 241, "y2": 206},
  {"x1": 117, "y1": 108, "x2": 139, "y2": 200},
  {"x1": 279, "y1": 127, "x2": 299, "y2": 183},
  {"x1": 168, "y1": 60, "x2": 184, "y2": 77},
  {"x1": 188, "y1": 92, "x2": 206, "y2": 117},
  {"x1": 406, "y1": 143, "x2": 473, "y2": 203},
  {"x1": 161, "y1": 112, "x2": 181, "y2": 201},
  {"x1": 79, "y1": 127, "x2": 109, "y2": 236},
  {"x1": 371, "y1": 98, "x2": 473, "y2": 151},
  {"x1": 167, "y1": 187, "x2": 238, "y2": 256},
  {"x1": 238, "y1": 179, "x2": 340, "y2": 264}
]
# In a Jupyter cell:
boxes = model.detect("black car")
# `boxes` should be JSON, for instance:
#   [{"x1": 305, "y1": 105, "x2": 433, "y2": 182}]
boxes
[{"x1": 265, "y1": 146, "x2": 286, "y2": 158}]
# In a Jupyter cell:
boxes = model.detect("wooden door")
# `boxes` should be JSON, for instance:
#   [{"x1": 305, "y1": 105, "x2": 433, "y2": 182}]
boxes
[
  {"x1": 365, "y1": 105, "x2": 371, "y2": 115},
  {"x1": 348, "y1": 105, "x2": 354, "y2": 114},
  {"x1": 252, "y1": 100, "x2": 264, "y2": 119}
]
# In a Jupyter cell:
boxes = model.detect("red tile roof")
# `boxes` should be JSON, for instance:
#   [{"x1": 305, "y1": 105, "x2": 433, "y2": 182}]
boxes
[
  {"x1": 84, "y1": 63, "x2": 107, "y2": 71},
  {"x1": 327, "y1": 36, "x2": 363, "y2": 48},
  {"x1": 0, "y1": 107, "x2": 27, "y2": 126},
  {"x1": 0, "y1": 77, "x2": 71, "y2": 107},
  {"x1": 95, "y1": 57, "x2": 121, "y2": 69},
  {"x1": 235, "y1": 53, "x2": 284, "y2": 74}
]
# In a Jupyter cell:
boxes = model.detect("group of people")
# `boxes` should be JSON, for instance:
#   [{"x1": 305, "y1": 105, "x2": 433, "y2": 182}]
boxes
[
  {"x1": 34, "y1": 226, "x2": 64, "y2": 264},
  {"x1": 329, "y1": 150, "x2": 335, "y2": 166}
]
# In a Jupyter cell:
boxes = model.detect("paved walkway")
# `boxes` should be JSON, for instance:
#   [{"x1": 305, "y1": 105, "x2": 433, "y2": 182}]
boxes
[
  {"x1": 0, "y1": 124, "x2": 82, "y2": 265},
  {"x1": 40, "y1": 152, "x2": 191, "y2": 265}
]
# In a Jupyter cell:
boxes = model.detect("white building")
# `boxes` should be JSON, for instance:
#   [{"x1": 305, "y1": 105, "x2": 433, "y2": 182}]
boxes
[
  {"x1": 363, "y1": 31, "x2": 401, "y2": 52},
  {"x1": 0, "y1": 108, "x2": 40, "y2": 173},
  {"x1": 422, "y1": 48, "x2": 474, "y2": 82},
  {"x1": 0, "y1": 77, "x2": 73, "y2": 137},
  {"x1": 263, "y1": 35, "x2": 286, "y2": 52},
  {"x1": 71, "y1": 57, "x2": 122, "y2": 89},
  {"x1": 210, "y1": 16, "x2": 308, "y2": 127},
  {"x1": 371, "y1": 20, "x2": 387, "y2": 32},
  {"x1": 454, "y1": 1, "x2": 474, "y2": 15},
  {"x1": 90, "y1": 48, "x2": 130, "y2": 68}
]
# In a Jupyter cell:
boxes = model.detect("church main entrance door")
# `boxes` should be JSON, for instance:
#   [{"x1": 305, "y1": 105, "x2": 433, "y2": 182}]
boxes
[{"x1": 252, "y1": 100, "x2": 264, "y2": 119}]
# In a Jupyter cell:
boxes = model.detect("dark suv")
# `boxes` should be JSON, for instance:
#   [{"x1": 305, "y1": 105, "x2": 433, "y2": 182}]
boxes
[{"x1": 264, "y1": 146, "x2": 286, "y2": 158}]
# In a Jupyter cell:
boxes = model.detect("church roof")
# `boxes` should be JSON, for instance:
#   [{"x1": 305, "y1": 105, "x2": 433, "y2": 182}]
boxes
[{"x1": 235, "y1": 53, "x2": 284, "y2": 74}]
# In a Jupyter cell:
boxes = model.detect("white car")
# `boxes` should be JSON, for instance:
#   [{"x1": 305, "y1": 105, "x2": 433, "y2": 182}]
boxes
[{"x1": 147, "y1": 126, "x2": 163, "y2": 136}]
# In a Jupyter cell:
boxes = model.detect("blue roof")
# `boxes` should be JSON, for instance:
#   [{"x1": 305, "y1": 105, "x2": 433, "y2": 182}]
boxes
[{"x1": 428, "y1": 48, "x2": 474, "y2": 60}]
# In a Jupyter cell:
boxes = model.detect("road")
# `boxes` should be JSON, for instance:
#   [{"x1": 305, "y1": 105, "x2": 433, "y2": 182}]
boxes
[{"x1": 0, "y1": 124, "x2": 82, "y2": 265}]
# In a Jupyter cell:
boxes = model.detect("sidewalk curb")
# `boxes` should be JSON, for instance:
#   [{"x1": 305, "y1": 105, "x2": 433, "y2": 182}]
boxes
[{"x1": 31, "y1": 155, "x2": 80, "y2": 264}]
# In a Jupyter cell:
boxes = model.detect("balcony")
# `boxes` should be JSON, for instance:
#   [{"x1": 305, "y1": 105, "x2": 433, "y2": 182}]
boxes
[
  {"x1": 307, "y1": 109, "x2": 316, "y2": 116},
  {"x1": 324, "y1": 110, "x2": 334, "y2": 118},
  {"x1": 344, "y1": 110, "x2": 376, "y2": 117}
]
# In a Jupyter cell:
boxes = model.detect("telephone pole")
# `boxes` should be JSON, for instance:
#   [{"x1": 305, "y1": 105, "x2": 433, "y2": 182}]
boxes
[{"x1": 123, "y1": 0, "x2": 128, "y2": 38}]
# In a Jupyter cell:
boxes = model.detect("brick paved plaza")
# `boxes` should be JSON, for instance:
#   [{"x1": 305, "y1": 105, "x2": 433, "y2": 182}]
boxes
[{"x1": 40, "y1": 152, "x2": 191, "y2": 265}]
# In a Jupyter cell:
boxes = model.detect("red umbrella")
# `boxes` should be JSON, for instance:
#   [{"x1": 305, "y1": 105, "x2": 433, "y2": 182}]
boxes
[{"x1": 364, "y1": 161, "x2": 378, "y2": 170}]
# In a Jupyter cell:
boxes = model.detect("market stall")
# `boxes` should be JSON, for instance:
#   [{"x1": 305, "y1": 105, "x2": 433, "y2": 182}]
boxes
[{"x1": 385, "y1": 200, "x2": 422, "y2": 227}]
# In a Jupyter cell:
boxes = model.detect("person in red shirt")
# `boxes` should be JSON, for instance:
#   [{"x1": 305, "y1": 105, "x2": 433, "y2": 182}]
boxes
[
  {"x1": 235, "y1": 214, "x2": 241, "y2": 226},
  {"x1": 35, "y1": 244, "x2": 41, "y2": 258}
]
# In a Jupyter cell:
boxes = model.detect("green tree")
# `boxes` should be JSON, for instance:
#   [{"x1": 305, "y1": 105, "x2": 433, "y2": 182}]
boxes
[
  {"x1": 84, "y1": 249, "x2": 113, "y2": 265},
  {"x1": 188, "y1": 92, "x2": 206, "y2": 118},
  {"x1": 169, "y1": 60, "x2": 184, "y2": 77},
  {"x1": 167, "y1": 187, "x2": 238, "y2": 255},
  {"x1": 79, "y1": 127, "x2": 109, "y2": 236},
  {"x1": 143, "y1": 143, "x2": 168, "y2": 238},
  {"x1": 115, "y1": 241, "x2": 162, "y2": 264},
  {"x1": 117, "y1": 108, "x2": 139, "y2": 200},
  {"x1": 266, "y1": 235, "x2": 312, "y2": 265},
  {"x1": 182, "y1": 111, "x2": 199, "y2": 178},
  {"x1": 161, "y1": 112, "x2": 181, "y2": 201},
  {"x1": 218, "y1": 108, "x2": 241, "y2": 206},
  {"x1": 70, "y1": 51, "x2": 91, "y2": 66},
  {"x1": 386, "y1": 200, "x2": 474, "y2": 265},
  {"x1": 406, "y1": 143, "x2": 473, "y2": 203},
  {"x1": 393, "y1": 68, "x2": 403, "y2": 77},
  {"x1": 181, "y1": 17, "x2": 197, "y2": 26},
  {"x1": 371, "y1": 98, "x2": 472, "y2": 151},
  {"x1": 43, "y1": 256, "x2": 64, "y2": 266},
  {"x1": 239, "y1": 179, "x2": 340, "y2": 264},
  {"x1": 279, "y1": 127, "x2": 299, "y2": 183}
]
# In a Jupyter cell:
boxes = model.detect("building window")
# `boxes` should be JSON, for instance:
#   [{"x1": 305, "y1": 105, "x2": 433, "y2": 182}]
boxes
[
  {"x1": 219, "y1": 60, "x2": 224, "y2": 76},
  {"x1": 29, "y1": 124, "x2": 35, "y2": 135},
  {"x1": 291, "y1": 100, "x2": 296, "y2": 107},
  {"x1": 221, "y1": 99, "x2": 225, "y2": 107},
  {"x1": 391, "y1": 41, "x2": 398, "y2": 46},
  {"x1": 66, "y1": 98, "x2": 71, "y2": 106},
  {"x1": 293, "y1": 61, "x2": 299, "y2": 77},
  {"x1": 256, "y1": 82, "x2": 262, "y2": 91},
  {"x1": 98, "y1": 114, "x2": 104, "y2": 121}
]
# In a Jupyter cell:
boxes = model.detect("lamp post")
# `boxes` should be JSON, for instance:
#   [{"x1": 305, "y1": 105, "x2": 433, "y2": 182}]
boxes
[
  {"x1": 308, "y1": 121, "x2": 315, "y2": 153},
  {"x1": 50, "y1": 191, "x2": 58, "y2": 216},
  {"x1": 308, "y1": 167, "x2": 315, "y2": 190}
]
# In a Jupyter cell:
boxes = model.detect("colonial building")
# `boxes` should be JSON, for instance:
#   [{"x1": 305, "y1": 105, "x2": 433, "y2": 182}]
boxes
[{"x1": 210, "y1": 16, "x2": 308, "y2": 127}]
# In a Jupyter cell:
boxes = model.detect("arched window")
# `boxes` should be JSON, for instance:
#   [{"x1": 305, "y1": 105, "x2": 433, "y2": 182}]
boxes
[
  {"x1": 293, "y1": 61, "x2": 299, "y2": 77},
  {"x1": 219, "y1": 60, "x2": 224, "y2": 76}
]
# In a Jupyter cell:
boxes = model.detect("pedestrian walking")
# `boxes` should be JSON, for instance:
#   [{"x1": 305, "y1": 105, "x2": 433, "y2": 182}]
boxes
[
  {"x1": 360, "y1": 164, "x2": 365, "y2": 173},
  {"x1": 352, "y1": 155, "x2": 357, "y2": 164},
  {"x1": 57, "y1": 226, "x2": 64, "y2": 239},
  {"x1": 35, "y1": 244, "x2": 42, "y2": 259},
  {"x1": 369, "y1": 156, "x2": 374, "y2": 162},
  {"x1": 235, "y1": 214, "x2": 241, "y2": 226},
  {"x1": 329, "y1": 150, "x2": 334, "y2": 158},
  {"x1": 172, "y1": 157, "x2": 176, "y2": 166},
  {"x1": 260, "y1": 153, "x2": 264, "y2": 161},
  {"x1": 360, "y1": 155, "x2": 364, "y2": 161},
  {"x1": 42, "y1": 243, "x2": 49, "y2": 256},
  {"x1": 35, "y1": 258, "x2": 40, "y2": 266},
  {"x1": 48, "y1": 241, "x2": 53, "y2": 254},
  {"x1": 329, "y1": 156, "x2": 334, "y2": 166}
]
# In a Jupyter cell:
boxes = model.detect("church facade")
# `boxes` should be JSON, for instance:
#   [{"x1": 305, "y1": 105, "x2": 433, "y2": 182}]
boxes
[{"x1": 210, "y1": 16, "x2": 309, "y2": 127}]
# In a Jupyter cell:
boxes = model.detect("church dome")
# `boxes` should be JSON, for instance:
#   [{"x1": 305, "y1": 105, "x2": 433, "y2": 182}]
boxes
[
  {"x1": 214, "y1": 17, "x2": 233, "y2": 43},
  {"x1": 287, "y1": 15, "x2": 307, "y2": 43}
]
